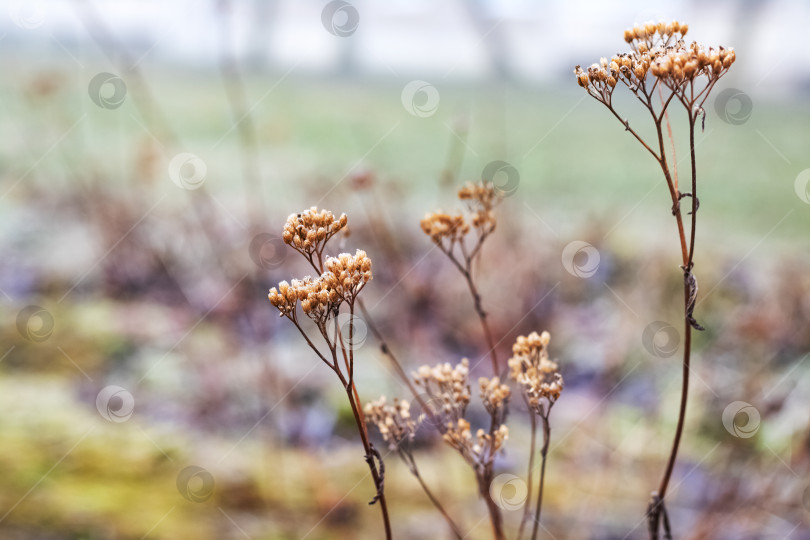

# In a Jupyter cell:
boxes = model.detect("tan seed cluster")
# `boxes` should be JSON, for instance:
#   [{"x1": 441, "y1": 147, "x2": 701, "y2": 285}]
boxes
[
  {"x1": 268, "y1": 248, "x2": 372, "y2": 323},
  {"x1": 443, "y1": 419, "x2": 509, "y2": 467},
  {"x1": 420, "y1": 212, "x2": 469, "y2": 246},
  {"x1": 324, "y1": 250, "x2": 373, "y2": 300},
  {"x1": 268, "y1": 275, "x2": 340, "y2": 323},
  {"x1": 479, "y1": 376, "x2": 510, "y2": 417},
  {"x1": 623, "y1": 20, "x2": 688, "y2": 45},
  {"x1": 458, "y1": 182, "x2": 499, "y2": 234},
  {"x1": 649, "y1": 43, "x2": 735, "y2": 82},
  {"x1": 575, "y1": 21, "x2": 735, "y2": 102},
  {"x1": 412, "y1": 358, "x2": 471, "y2": 425},
  {"x1": 364, "y1": 396, "x2": 416, "y2": 450},
  {"x1": 508, "y1": 331, "x2": 564, "y2": 414},
  {"x1": 282, "y1": 206, "x2": 348, "y2": 256}
]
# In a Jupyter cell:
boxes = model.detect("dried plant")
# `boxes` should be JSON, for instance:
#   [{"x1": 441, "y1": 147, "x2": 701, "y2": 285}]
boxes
[
  {"x1": 267, "y1": 207, "x2": 392, "y2": 539},
  {"x1": 364, "y1": 396, "x2": 465, "y2": 539},
  {"x1": 508, "y1": 332, "x2": 563, "y2": 540},
  {"x1": 413, "y1": 358, "x2": 511, "y2": 540},
  {"x1": 574, "y1": 21, "x2": 736, "y2": 539},
  {"x1": 421, "y1": 181, "x2": 502, "y2": 374},
  {"x1": 267, "y1": 183, "x2": 568, "y2": 540}
]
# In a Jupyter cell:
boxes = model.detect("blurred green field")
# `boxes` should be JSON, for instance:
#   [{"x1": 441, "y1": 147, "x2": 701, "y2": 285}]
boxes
[{"x1": 3, "y1": 61, "x2": 809, "y2": 241}]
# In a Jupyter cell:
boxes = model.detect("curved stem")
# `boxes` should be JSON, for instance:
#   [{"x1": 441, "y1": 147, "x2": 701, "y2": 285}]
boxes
[
  {"x1": 605, "y1": 104, "x2": 661, "y2": 162},
  {"x1": 345, "y1": 383, "x2": 393, "y2": 539},
  {"x1": 401, "y1": 450, "x2": 464, "y2": 539},
  {"x1": 687, "y1": 114, "x2": 698, "y2": 268},
  {"x1": 517, "y1": 413, "x2": 537, "y2": 540},
  {"x1": 480, "y1": 469, "x2": 506, "y2": 540},
  {"x1": 530, "y1": 415, "x2": 551, "y2": 540},
  {"x1": 658, "y1": 321, "x2": 691, "y2": 499},
  {"x1": 657, "y1": 114, "x2": 699, "y2": 503},
  {"x1": 355, "y1": 299, "x2": 434, "y2": 418},
  {"x1": 461, "y1": 266, "x2": 500, "y2": 375},
  {"x1": 602, "y1": 87, "x2": 696, "y2": 540}
]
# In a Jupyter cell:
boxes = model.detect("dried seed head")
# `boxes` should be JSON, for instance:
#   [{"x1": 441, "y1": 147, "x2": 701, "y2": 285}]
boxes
[
  {"x1": 458, "y1": 181, "x2": 500, "y2": 233},
  {"x1": 324, "y1": 249, "x2": 373, "y2": 300},
  {"x1": 479, "y1": 376, "x2": 511, "y2": 416},
  {"x1": 624, "y1": 29, "x2": 634, "y2": 43},
  {"x1": 420, "y1": 211, "x2": 469, "y2": 245},
  {"x1": 283, "y1": 207, "x2": 348, "y2": 258},
  {"x1": 508, "y1": 331, "x2": 564, "y2": 415},
  {"x1": 365, "y1": 396, "x2": 416, "y2": 450},
  {"x1": 268, "y1": 249, "x2": 372, "y2": 325}
]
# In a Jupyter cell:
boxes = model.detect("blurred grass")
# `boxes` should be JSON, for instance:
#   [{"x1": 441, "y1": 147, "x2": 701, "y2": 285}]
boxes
[{"x1": 3, "y1": 62, "x2": 809, "y2": 245}]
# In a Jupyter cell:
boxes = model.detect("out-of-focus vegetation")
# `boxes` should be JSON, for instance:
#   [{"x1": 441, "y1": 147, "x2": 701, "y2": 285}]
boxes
[{"x1": 1, "y1": 21, "x2": 810, "y2": 540}]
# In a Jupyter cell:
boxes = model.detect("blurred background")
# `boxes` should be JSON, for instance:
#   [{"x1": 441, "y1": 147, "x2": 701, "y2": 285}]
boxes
[{"x1": 1, "y1": 0, "x2": 809, "y2": 538}]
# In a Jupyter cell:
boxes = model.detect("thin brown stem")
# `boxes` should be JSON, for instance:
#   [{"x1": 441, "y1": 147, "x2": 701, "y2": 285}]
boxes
[
  {"x1": 480, "y1": 469, "x2": 507, "y2": 540},
  {"x1": 687, "y1": 114, "x2": 698, "y2": 268},
  {"x1": 530, "y1": 414, "x2": 551, "y2": 540},
  {"x1": 298, "y1": 306, "x2": 392, "y2": 538},
  {"x1": 289, "y1": 318, "x2": 334, "y2": 370},
  {"x1": 657, "y1": 115, "x2": 699, "y2": 504},
  {"x1": 400, "y1": 450, "x2": 464, "y2": 539},
  {"x1": 658, "y1": 320, "x2": 691, "y2": 500},
  {"x1": 599, "y1": 86, "x2": 696, "y2": 540},
  {"x1": 461, "y1": 266, "x2": 500, "y2": 375},
  {"x1": 517, "y1": 412, "x2": 537, "y2": 540},
  {"x1": 658, "y1": 85, "x2": 678, "y2": 191},
  {"x1": 344, "y1": 375, "x2": 393, "y2": 539},
  {"x1": 605, "y1": 104, "x2": 661, "y2": 161},
  {"x1": 356, "y1": 299, "x2": 436, "y2": 422}
]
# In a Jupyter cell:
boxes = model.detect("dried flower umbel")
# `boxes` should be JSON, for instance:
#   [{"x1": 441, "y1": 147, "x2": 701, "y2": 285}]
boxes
[
  {"x1": 413, "y1": 358, "x2": 511, "y2": 540},
  {"x1": 421, "y1": 181, "x2": 502, "y2": 374},
  {"x1": 364, "y1": 396, "x2": 464, "y2": 539},
  {"x1": 509, "y1": 331, "x2": 563, "y2": 540},
  {"x1": 268, "y1": 208, "x2": 392, "y2": 539},
  {"x1": 575, "y1": 21, "x2": 735, "y2": 539}
]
